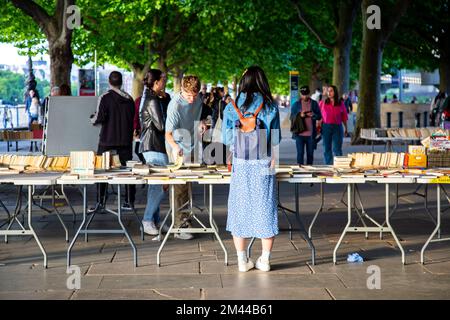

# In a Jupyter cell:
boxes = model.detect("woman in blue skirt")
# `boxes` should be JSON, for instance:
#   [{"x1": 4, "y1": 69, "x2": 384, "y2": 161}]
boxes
[{"x1": 222, "y1": 66, "x2": 281, "y2": 272}]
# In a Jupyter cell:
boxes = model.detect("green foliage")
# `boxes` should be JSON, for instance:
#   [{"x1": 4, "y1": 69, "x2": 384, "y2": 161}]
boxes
[
  {"x1": 0, "y1": 70, "x2": 25, "y2": 104},
  {"x1": 1, "y1": 0, "x2": 444, "y2": 99},
  {"x1": 0, "y1": 0, "x2": 52, "y2": 55},
  {"x1": 0, "y1": 69, "x2": 50, "y2": 104},
  {"x1": 384, "y1": 0, "x2": 449, "y2": 73}
]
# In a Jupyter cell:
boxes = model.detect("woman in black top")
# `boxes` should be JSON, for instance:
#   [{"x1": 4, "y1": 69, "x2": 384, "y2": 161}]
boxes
[{"x1": 139, "y1": 69, "x2": 171, "y2": 236}]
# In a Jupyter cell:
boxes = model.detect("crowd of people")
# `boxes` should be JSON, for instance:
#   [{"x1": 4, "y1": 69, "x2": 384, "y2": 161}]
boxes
[
  {"x1": 87, "y1": 66, "x2": 358, "y2": 272},
  {"x1": 16, "y1": 64, "x2": 449, "y2": 273}
]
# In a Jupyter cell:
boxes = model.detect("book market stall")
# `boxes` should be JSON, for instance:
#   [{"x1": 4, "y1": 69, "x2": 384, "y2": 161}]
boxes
[{"x1": 1, "y1": 131, "x2": 450, "y2": 268}]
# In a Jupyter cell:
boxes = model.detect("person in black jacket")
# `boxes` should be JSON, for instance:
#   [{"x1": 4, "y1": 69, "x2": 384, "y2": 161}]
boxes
[
  {"x1": 139, "y1": 69, "x2": 171, "y2": 235},
  {"x1": 90, "y1": 71, "x2": 136, "y2": 213}
]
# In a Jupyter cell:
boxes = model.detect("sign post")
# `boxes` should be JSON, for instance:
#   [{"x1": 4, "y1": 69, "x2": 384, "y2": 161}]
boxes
[{"x1": 289, "y1": 71, "x2": 299, "y2": 108}]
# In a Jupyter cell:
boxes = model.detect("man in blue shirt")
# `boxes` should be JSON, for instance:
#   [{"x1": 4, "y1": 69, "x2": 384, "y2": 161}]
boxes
[{"x1": 165, "y1": 75, "x2": 207, "y2": 240}]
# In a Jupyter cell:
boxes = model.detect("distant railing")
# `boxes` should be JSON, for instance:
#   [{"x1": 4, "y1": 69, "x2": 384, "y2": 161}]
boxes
[{"x1": 0, "y1": 105, "x2": 28, "y2": 129}]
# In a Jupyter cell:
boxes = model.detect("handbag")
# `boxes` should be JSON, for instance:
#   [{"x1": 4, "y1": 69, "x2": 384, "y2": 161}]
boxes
[{"x1": 290, "y1": 112, "x2": 306, "y2": 134}]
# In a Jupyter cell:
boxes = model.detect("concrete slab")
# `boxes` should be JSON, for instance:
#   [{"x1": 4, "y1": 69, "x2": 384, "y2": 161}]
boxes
[
  {"x1": 328, "y1": 287, "x2": 450, "y2": 300},
  {"x1": 98, "y1": 274, "x2": 222, "y2": 289},
  {"x1": 87, "y1": 260, "x2": 200, "y2": 275},
  {"x1": 203, "y1": 287, "x2": 331, "y2": 300},
  {"x1": 72, "y1": 288, "x2": 201, "y2": 300},
  {"x1": 220, "y1": 273, "x2": 345, "y2": 289},
  {"x1": 336, "y1": 272, "x2": 450, "y2": 289},
  {"x1": 0, "y1": 290, "x2": 74, "y2": 300}
]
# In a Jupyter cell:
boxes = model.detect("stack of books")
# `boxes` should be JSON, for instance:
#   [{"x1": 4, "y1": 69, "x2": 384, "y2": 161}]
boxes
[
  {"x1": 59, "y1": 173, "x2": 80, "y2": 180},
  {"x1": 333, "y1": 156, "x2": 353, "y2": 169},
  {"x1": 126, "y1": 160, "x2": 141, "y2": 168},
  {"x1": 360, "y1": 129, "x2": 377, "y2": 139},
  {"x1": 132, "y1": 164, "x2": 150, "y2": 175},
  {"x1": 351, "y1": 152, "x2": 405, "y2": 169},
  {"x1": 70, "y1": 151, "x2": 95, "y2": 175},
  {"x1": 112, "y1": 173, "x2": 139, "y2": 180},
  {"x1": 112, "y1": 155, "x2": 121, "y2": 168},
  {"x1": 48, "y1": 156, "x2": 70, "y2": 171}
]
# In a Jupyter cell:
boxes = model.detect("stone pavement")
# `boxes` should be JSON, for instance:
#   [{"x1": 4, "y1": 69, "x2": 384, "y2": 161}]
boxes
[{"x1": 1, "y1": 124, "x2": 450, "y2": 300}]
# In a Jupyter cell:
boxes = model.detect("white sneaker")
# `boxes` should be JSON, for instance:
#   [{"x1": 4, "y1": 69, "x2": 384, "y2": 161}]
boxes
[
  {"x1": 143, "y1": 221, "x2": 159, "y2": 236},
  {"x1": 174, "y1": 232, "x2": 194, "y2": 240},
  {"x1": 255, "y1": 256, "x2": 271, "y2": 272},
  {"x1": 238, "y1": 259, "x2": 255, "y2": 272}
]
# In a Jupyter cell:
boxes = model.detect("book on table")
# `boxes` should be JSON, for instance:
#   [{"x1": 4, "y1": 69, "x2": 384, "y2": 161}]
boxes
[
  {"x1": 112, "y1": 174, "x2": 139, "y2": 180},
  {"x1": 60, "y1": 173, "x2": 79, "y2": 180},
  {"x1": 132, "y1": 164, "x2": 150, "y2": 175},
  {"x1": 201, "y1": 173, "x2": 223, "y2": 179}
]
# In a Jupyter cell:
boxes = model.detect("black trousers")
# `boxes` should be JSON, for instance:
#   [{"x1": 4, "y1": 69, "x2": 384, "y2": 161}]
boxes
[
  {"x1": 134, "y1": 141, "x2": 145, "y2": 163},
  {"x1": 97, "y1": 145, "x2": 136, "y2": 205}
]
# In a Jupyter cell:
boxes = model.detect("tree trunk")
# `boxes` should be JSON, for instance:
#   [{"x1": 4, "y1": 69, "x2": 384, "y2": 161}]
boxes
[
  {"x1": 48, "y1": 39, "x2": 74, "y2": 90},
  {"x1": 332, "y1": 43, "x2": 352, "y2": 96},
  {"x1": 439, "y1": 56, "x2": 450, "y2": 94},
  {"x1": 158, "y1": 56, "x2": 168, "y2": 74},
  {"x1": 353, "y1": 5, "x2": 384, "y2": 143},
  {"x1": 352, "y1": 0, "x2": 410, "y2": 144},
  {"x1": 131, "y1": 66, "x2": 145, "y2": 99},
  {"x1": 11, "y1": 0, "x2": 76, "y2": 93},
  {"x1": 309, "y1": 62, "x2": 323, "y2": 91},
  {"x1": 172, "y1": 68, "x2": 184, "y2": 93},
  {"x1": 332, "y1": 1, "x2": 358, "y2": 95}
]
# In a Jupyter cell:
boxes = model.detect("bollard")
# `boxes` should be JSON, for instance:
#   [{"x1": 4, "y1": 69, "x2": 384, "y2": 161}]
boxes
[
  {"x1": 386, "y1": 112, "x2": 392, "y2": 128},
  {"x1": 415, "y1": 113, "x2": 421, "y2": 128},
  {"x1": 398, "y1": 112, "x2": 404, "y2": 128}
]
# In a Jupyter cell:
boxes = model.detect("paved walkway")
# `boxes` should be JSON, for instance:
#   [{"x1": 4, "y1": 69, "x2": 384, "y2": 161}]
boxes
[{"x1": 1, "y1": 124, "x2": 450, "y2": 300}]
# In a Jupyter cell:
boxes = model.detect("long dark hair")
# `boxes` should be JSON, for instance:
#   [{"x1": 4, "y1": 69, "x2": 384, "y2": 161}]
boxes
[
  {"x1": 325, "y1": 85, "x2": 341, "y2": 106},
  {"x1": 236, "y1": 65, "x2": 274, "y2": 110},
  {"x1": 143, "y1": 69, "x2": 163, "y2": 93}
]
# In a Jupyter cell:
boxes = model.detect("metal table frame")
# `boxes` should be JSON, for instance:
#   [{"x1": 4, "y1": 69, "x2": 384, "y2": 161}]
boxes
[
  {"x1": 156, "y1": 179, "x2": 229, "y2": 266},
  {"x1": 418, "y1": 181, "x2": 450, "y2": 264},
  {"x1": 62, "y1": 178, "x2": 144, "y2": 268},
  {"x1": 328, "y1": 178, "x2": 407, "y2": 265},
  {"x1": 0, "y1": 173, "x2": 68, "y2": 268},
  {"x1": 309, "y1": 183, "x2": 369, "y2": 240}
]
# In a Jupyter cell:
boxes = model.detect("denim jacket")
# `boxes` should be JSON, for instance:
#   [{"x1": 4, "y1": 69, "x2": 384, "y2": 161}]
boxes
[{"x1": 222, "y1": 93, "x2": 281, "y2": 149}]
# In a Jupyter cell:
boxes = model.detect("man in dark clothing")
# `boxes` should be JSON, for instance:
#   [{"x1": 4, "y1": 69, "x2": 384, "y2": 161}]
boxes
[{"x1": 90, "y1": 71, "x2": 136, "y2": 212}]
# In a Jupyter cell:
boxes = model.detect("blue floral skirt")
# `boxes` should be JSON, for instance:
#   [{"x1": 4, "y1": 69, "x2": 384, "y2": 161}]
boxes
[{"x1": 226, "y1": 157, "x2": 278, "y2": 238}]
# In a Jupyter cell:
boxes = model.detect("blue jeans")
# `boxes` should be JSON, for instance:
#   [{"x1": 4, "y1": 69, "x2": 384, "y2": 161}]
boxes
[
  {"x1": 143, "y1": 151, "x2": 169, "y2": 223},
  {"x1": 294, "y1": 135, "x2": 314, "y2": 165},
  {"x1": 28, "y1": 114, "x2": 38, "y2": 128},
  {"x1": 322, "y1": 123, "x2": 343, "y2": 165}
]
